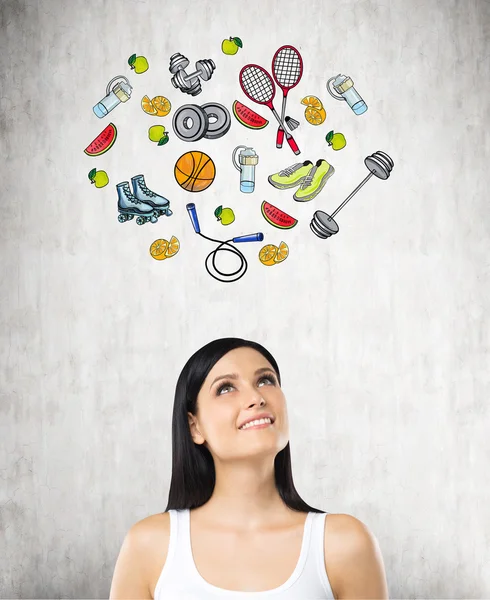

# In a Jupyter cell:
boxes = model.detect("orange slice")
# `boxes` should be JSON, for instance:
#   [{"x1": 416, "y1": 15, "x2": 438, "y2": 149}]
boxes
[
  {"x1": 141, "y1": 95, "x2": 158, "y2": 115},
  {"x1": 305, "y1": 106, "x2": 326, "y2": 125},
  {"x1": 274, "y1": 241, "x2": 289, "y2": 263},
  {"x1": 165, "y1": 235, "x2": 180, "y2": 258},
  {"x1": 150, "y1": 239, "x2": 168, "y2": 260},
  {"x1": 259, "y1": 244, "x2": 278, "y2": 266},
  {"x1": 151, "y1": 96, "x2": 171, "y2": 117},
  {"x1": 301, "y1": 95, "x2": 323, "y2": 110}
]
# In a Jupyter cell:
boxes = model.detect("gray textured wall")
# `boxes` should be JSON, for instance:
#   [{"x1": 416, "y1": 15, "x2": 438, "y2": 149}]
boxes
[{"x1": 1, "y1": 0, "x2": 489, "y2": 597}]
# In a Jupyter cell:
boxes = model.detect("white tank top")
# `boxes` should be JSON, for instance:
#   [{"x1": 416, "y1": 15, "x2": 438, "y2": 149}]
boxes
[{"x1": 154, "y1": 508, "x2": 336, "y2": 599}]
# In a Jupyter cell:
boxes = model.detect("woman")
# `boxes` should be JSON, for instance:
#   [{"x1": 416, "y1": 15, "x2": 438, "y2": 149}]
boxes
[{"x1": 110, "y1": 337, "x2": 389, "y2": 599}]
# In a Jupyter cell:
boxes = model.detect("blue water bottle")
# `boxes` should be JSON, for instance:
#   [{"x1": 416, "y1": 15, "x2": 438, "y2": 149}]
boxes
[
  {"x1": 232, "y1": 146, "x2": 259, "y2": 193},
  {"x1": 326, "y1": 74, "x2": 368, "y2": 115}
]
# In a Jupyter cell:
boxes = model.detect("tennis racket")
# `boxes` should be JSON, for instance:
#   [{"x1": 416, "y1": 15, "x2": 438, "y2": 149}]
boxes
[
  {"x1": 271, "y1": 45, "x2": 303, "y2": 149},
  {"x1": 239, "y1": 64, "x2": 301, "y2": 155}
]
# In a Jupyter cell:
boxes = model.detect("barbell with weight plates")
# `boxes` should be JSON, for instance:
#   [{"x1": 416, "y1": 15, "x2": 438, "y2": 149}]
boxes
[
  {"x1": 169, "y1": 52, "x2": 216, "y2": 96},
  {"x1": 310, "y1": 151, "x2": 395, "y2": 239}
]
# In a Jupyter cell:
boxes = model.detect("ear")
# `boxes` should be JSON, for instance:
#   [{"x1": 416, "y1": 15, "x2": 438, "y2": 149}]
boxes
[{"x1": 188, "y1": 412, "x2": 205, "y2": 445}]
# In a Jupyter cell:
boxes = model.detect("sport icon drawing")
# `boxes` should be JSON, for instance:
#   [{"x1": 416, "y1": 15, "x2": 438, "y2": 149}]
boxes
[
  {"x1": 310, "y1": 151, "x2": 394, "y2": 239},
  {"x1": 326, "y1": 73, "x2": 368, "y2": 115},
  {"x1": 232, "y1": 146, "x2": 259, "y2": 193},
  {"x1": 117, "y1": 174, "x2": 173, "y2": 225},
  {"x1": 221, "y1": 36, "x2": 243, "y2": 55},
  {"x1": 186, "y1": 203, "x2": 264, "y2": 283},
  {"x1": 259, "y1": 241, "x2": 289, "y2": 267},
  {"x1": 128, "y1": 54, "x2": 149, "y2": 74},
  {"x1": 150, "y1": 236, "x2": 180, "y2": 261},
  {"x1": 84, "y1": 123, "x2": 117, "y2": 156},
  {"x1": 169, "y1": 53, "x2": 216, "y2": 96},
  {"x1": 271, "y1": 45, "x2": 303, "y2": 148},
  {"x1": 239, "y1": 64, "x2": 301, "y2": 155},
  {"x1": 268, "y1": 159, "x2": 335, "y2": 202},
  {"x1": 232, "y1": 100, "x2": 269, "y2": 129},
  {"x1": 174, "y1": 151, "x2": 216, "y2": 192},
  {"x1": 141, "y1": 95, "x2": 171, "y2": 117},
  {"x1": 93, "y1": 76, "x2": 132, "y2": 119}
]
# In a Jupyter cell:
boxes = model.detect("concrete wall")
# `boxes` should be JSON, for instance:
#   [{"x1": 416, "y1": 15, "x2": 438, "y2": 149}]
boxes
[{"x1": 1, "y1": 0, "x2": 489, "y2": 597}]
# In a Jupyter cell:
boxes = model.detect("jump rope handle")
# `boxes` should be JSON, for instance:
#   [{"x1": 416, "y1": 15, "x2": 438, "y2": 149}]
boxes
[
  {"x1": 233, "y1": 233, "x2": 264, "y2": 243},
  {"x1": 186, "y1": 203, "x2": 200, "y2": 233}
]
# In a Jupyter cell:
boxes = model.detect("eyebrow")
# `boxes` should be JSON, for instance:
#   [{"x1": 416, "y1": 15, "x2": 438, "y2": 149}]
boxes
[{"x1": 209, "y1": 367, "x2": 276, "y2": 390}]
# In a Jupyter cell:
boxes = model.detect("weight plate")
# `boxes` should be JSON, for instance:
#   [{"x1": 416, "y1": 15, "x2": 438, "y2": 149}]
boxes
[
  {"x1": 312, "y1": 211, "x2": 339, "y2": 235},
  {"x1": 172, "y1": 104, "x2": 208, "y2": 142},
  {"x1": 201, "y1": 102, "x2": 231, "y2": 139},
  {"x1": 365, "y1": 154, "x2": 391, "y2": 180}
]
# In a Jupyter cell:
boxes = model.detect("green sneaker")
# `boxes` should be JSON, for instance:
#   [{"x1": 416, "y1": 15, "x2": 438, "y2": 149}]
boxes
[
  {"x1": 293, "y1": 159, "x2": 335, "y2": 202},
  {"x1": 268, "y1": 160, "x2": 314, "y2": 189}
]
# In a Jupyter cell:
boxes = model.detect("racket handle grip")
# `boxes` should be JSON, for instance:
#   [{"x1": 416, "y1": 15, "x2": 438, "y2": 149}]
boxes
[
  {"x1": 286, "y1": 135, "x2": 300, "y2": 155},
  {"x1": 276, "y1": 127, "x2": 285, "y2": 149}
]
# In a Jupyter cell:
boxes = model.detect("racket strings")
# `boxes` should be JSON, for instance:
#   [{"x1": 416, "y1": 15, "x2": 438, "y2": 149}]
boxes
[
  {"x1": 273, "y1": 48, "x2": 302, "y2": 87},
  {"x1": 241, "y1": 66, "x2": 274, "y2": 103}
]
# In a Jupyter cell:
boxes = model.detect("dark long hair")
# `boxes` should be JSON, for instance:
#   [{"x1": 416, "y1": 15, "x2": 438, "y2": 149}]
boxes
[{"x1": 164, "y1": 337, "x2": 325, "y2": 514}]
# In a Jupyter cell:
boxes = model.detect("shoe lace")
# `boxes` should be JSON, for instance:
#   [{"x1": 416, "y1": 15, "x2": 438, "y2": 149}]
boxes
[
  {"x1": 123, "y1": 182, "x2": 143, "y2": 204},
  {"x1": 138, "y1": 180, "x2": 156, "y2": 197},
  {"x1": 300, "y1": 165, "x2": 317, "y2": 189},
  {"x1": 279, "y1": 163, "x2": 303, "y2": 177}
]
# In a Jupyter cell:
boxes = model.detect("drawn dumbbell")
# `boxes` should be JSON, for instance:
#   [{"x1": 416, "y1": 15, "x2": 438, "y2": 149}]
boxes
[
  {"x1": 310, "y1": 151, "x2": 394, "y2": 239},
  {"x1": 169, "y1": 53, "x2": 216, "y2": 96}
]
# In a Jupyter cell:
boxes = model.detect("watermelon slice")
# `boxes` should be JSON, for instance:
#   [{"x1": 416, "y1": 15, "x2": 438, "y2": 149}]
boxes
[
  {"x1": 84, "y1": 123, "x2": 117, "y2": 156},
  {"x1": 261, "y1": 201, "x2": 297, "y2": 229},
  {"x1": 232, "y1": 100, "x2": 268, "y2": 129}
]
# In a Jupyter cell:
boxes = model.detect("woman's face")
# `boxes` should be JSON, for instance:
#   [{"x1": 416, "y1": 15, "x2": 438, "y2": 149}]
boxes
[{"x1": 188, "y1": 347, "x2": 289, "y2": 461}]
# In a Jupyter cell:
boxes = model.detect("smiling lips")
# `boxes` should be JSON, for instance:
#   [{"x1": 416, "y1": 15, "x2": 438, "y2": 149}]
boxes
[{"x1": 239, "y1": 417, "x2": 274, "y2": 431}]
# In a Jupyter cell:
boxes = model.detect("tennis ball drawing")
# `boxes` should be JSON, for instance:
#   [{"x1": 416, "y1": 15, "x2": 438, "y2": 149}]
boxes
[
  {"x1": 88, "y1": 168, "x2": 109, "y2": 188},
  {"x1": 215, "y1": 205, "x2": 235, "y2": 225},
  {"x1": 128, "y1": 54, "x2": 149, "y2": 74},
  {"x1": 148, "y1": 125, "x2": 169, "y2": 145},
  {"x1": 222, "y1": 37, "x2": 243, "y2": 55},
  {"x1": 326, "y1": 130, "x2": 346, "y2": 150}
]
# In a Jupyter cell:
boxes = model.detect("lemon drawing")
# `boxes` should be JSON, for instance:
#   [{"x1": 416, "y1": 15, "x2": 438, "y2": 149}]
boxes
[
  {"x1": 326, "y1": 130, "x2": 346, "y2": 150},
  {"x1": 148, "y1": 125, "x2": 169, "y2": 145},
  {"x1": 214, "y1": 205, "x2": 235, "y2": 225},
  {"x1": 274, "y1": 241, "x2": 289, "y2": 264},
  {"x1": 128, "y1": 54, "x2": 149, "y2": 74},
  {"x1": 165, "y1": 235, "x2": 180, "y2": 258},
  {"x1": 88, "y1": 168, "x2": 109, "y2": 188},
  {"x1": 141, "y1": 95, "x2": 158, "y2": 115},
  {"x1": 305, "y1": 106, "x2": 326, "y2": 125},
  {"x1": 301, "y1": 95, "x2": 323, "y2": 110},
  {"x1": 150, "y1": 239, "x2": 169, "y2": 261},
  {"x1": 259, "y1": 244, "x2": 278, "y2": 266},
  {"x1": 151, "y1": 96, "x2": 171, "y2": 117}
]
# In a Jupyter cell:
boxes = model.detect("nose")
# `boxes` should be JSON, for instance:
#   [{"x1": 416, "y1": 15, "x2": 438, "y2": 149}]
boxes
[{"x1": 247, "y1": 394, "x2": 266, "y2": 408}]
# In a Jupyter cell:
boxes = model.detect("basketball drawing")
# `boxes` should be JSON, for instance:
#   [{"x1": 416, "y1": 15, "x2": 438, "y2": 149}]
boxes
[{"x1": 174, "y1": 151, "x2": 216, "y2": 192}]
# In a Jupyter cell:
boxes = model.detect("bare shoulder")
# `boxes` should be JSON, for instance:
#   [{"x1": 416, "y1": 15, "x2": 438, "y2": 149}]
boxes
[
  {"x1": 131, "y1": 511, "x2": 171, "y2": 543},
  {"x1": 323, "y1": 513, "x2": 389, "y2": 600},
  {"x1": 134, "y1": 512, "x2": 172, "y2": 597},
  {"x1": 110, "y1": 513, "x2": 171, "y2": 599}
]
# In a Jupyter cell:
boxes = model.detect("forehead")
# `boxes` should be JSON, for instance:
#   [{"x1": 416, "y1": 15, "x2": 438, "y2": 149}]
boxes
[{"x1": 206, "y1": 347, "x2": 275, "y2": 379}]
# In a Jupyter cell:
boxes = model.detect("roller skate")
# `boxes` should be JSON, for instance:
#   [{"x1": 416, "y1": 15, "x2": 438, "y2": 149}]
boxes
[
  {"x1": 131, "y1": 174, "x2": 173, "y2": 218},
  {"x1": 117, "y1": 182, "x2": 158, "y2": 225}
]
